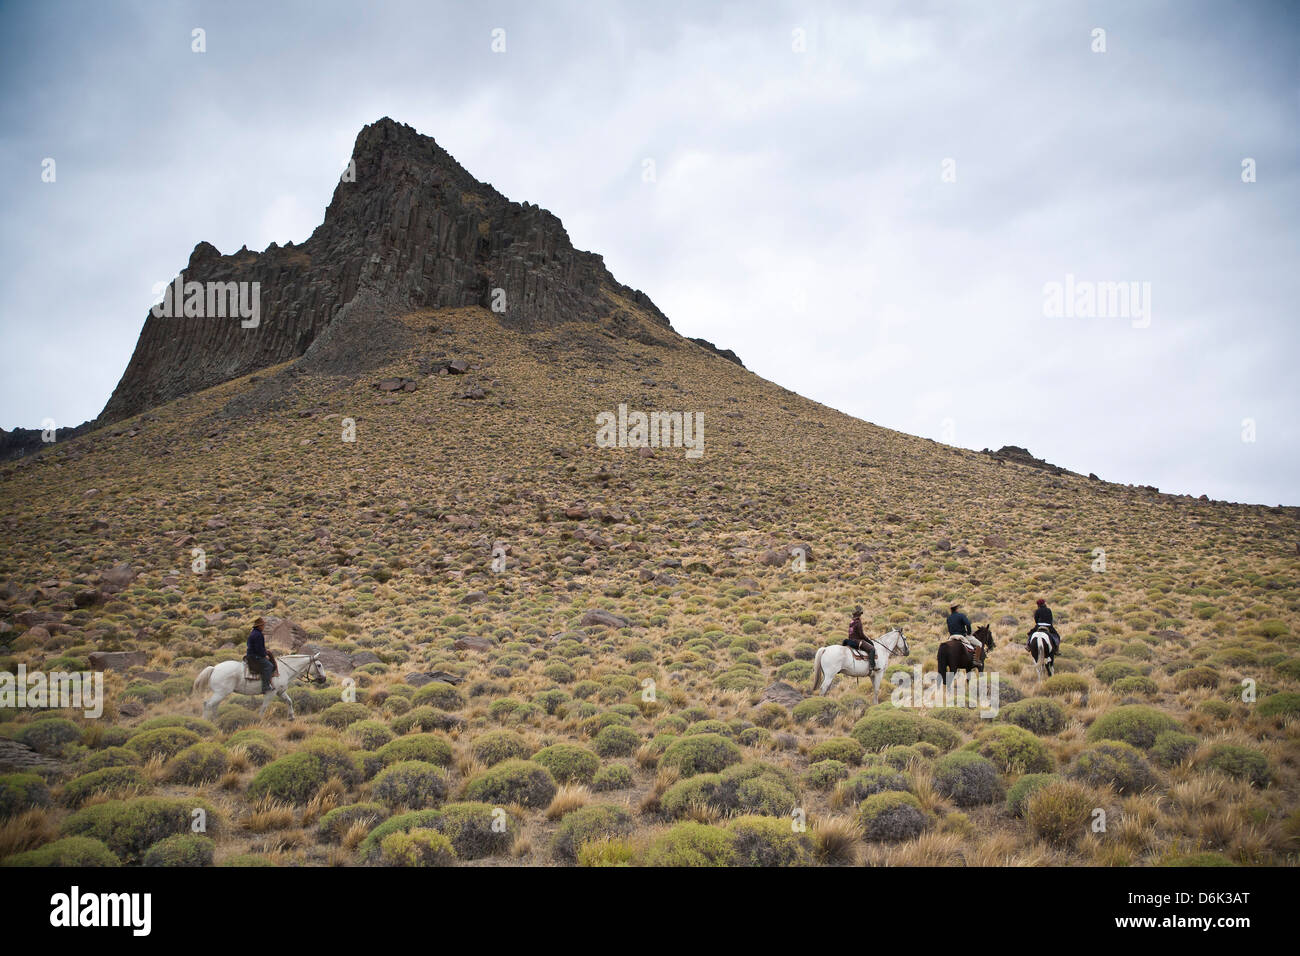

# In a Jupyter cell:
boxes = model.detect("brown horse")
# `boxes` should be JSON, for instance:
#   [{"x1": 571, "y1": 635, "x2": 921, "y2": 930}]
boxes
[{"x1": 937, "y1": 623, "x2": 994, "y2": 683}]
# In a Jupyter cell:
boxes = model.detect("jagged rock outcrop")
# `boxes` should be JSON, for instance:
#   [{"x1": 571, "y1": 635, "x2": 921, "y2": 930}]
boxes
[
  {"x1": 982, "y1": 445, "x2": 1070, "y2": 475},
  {"x1": 99, "y1": 117, "x2": 678, "y2": 424}
]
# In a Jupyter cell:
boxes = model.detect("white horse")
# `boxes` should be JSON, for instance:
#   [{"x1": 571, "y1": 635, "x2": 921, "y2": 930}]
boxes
[
  {"x1": 810, "y1": 628, "x2": 910, "y2": 704},
  {"x1": 1028, "y1": 626, "x2": 1056, "y2": 682},
  {"x1": 193, "y1": 653, "x2": 328, "y2": 720}
]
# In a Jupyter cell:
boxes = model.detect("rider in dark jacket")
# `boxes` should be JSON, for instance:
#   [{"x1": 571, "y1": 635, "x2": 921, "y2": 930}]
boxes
[
  {"x1": 843, "y1": 607, "x2": 877, "y2": 669},
  {"x1": 246, "y1": 617, "x2": 274, "y2": 693},
  {"x1": 1029, "y1": 598, "x2": 1060, "y2": 654},
  {"x1": 946, "y1": 605, "x2": 972, "y2": 637}
]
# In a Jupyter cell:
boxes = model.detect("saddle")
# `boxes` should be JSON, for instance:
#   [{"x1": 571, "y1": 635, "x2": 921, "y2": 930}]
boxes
[{"x1": 243, "y1": 653, "x2": 278, "y2": 681}]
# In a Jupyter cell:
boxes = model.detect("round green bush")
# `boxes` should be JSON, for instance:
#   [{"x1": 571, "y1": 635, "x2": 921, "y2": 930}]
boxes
[
  {"x1": 1202, "y1": 744, "x2": 1271, "y2": 787},
  {"x1": 358, "y1": 803, "x2": 515, "y2": 861},
  {"x1": 532, "y1": 744, "x2": 600, "y2": 785},
  {"x1": 738, "y1": 726, "x2": 770, "y2": 747},
  {"x1": 593, "y1": 724, "x2": 641, "y2": 758},
  {"x1": 660, "y1": 733, "x2": 742, "y2": 777},
  {"x1": 1025, "y1": 779, "x2": 1094, "y2": 846},
  {"x1": 881, "y1": 744, "x2": 931, "y2": 770},
  {"x1": 1095, "y1": 661, "x2": 1140, "y2": 685},
  {"x1": 19, "y1": 717, "x2": 83, "y2": 755},
  {"x1": 1, "y1": 836, "x2": 120, "y2": 867},
  {"x1": 376, "y1": 733, "x2": 453, "y2": 767},
  {"x1": 841, "y1": 766, "x2": 911, "y2": 801},
  {"x1": 412, "y1": 683, "x2": 465, "y2": 710},
  {"x1": 804, "y1": 759, "x2": 851, "y2": 789},
  {"x1": 380, "y1": 828, "x2": 456, "y2": 866},
  {"x1": 592, "y1": 763, "x2": 633, "y2": 791},
  {"x1": 471, "y1": 729, "x2": 533, "y2": 766},
  {"x1": 1173, "y1": 666, "x2": 1220, "y2": 691},
  {"x1": 552, "y1": 804, "x2": 634, "y2": 862},
  {"x1": 390, "y1": 706, "x2": 461, "y2": 734},
  {"x1": 225, "y1": 729, "x2": 275, "y2": 765},
  {"x1": 164, "y1": 742, "x2": 228, "y2": 785},
  {"x1": 1150, "y1": 731, "x2": 1198, "y2": 768},
  {"x1": 850, "y1": 711, "x2": 959, "y2": 753},
  {"x1": 859, "y1": 791, "x2": 929, "y2": 842},
  {"x1": 660, "y1": 762, "x2": 798, "y2": 818},
  {"x1": 137, "y1": 715, "x2": 216, "y2": 736},
  {"x1": 143, "y1": 833, "x2": 214, "y2": 867},
  {"x1": 933, "y1": 751, "x2": 1003, "y2": 806},
  {"x1": 791, "y1": 698, "x2": 840, "y2": 726},
  {"x1": 126, "y1": 727, "x2": 202, "y2": 761},
  {"x1": 318, "y1": 802, "x2": 388, "y2": 843},
  {"x1": 0, "y1": 772, "x2": 52, "y2": 817},
  {"x1": 808, "y1": 736, "x2": 866, "y2": 766},
  {"x1": 463, "y1": 759, "x2": 556, "y2": 808},
  {"x1": 1042, "y1": 673, "x2": 1090, "y2": 696},
  {"x1": 81, "y1": 746, "x2": 140, "y2": 772},
  {"x1": 1112, "y1": 675, "x2": 1160, "y2": 697},
  {"x1": 1257, "y1": 693, "x2": 1300, "y2": 718},
  {"x1": 1005, "y1": 772, "x2": 1060, "y2": 817},
  {"x1": 999, "y1": 698, "x2": 1067, "y2": 735},
  {"x1": 246, "y1": 752, "x2": 327, "y2": 805},
  {"x1": 729, "y1": 814, "x2": 815, "y2": 866},
  {"x1": 61, "y1": 766, "x2": 147, "y2": 807},
  {"x1": 349, "y1": 719, "x2": 395, "y2": 750},
  {"x1": 61, "y1": 797, "x2": 218, "y2": 861},
  {"x1": 371, "y1": 760, "x2": 448, "y2": 809},
  {"x1": 1086, "y1": 705, "x2": 1178, "y2": 750},
  {"x1": 218, "y1": 853, "x2": 279, "y2": 867},
  {"x1": 971, "y1": 726, "x2": 1054, "y2": 774},
  {"x1": 1069, "y1": 741, "x2": 1157, "y2": 794},
  {"x1": 643, "y1": 821, "x2": 735, "y2": 866},
  {"x1": 319, "y1": 701, "x2": 372, "y2": 730}
]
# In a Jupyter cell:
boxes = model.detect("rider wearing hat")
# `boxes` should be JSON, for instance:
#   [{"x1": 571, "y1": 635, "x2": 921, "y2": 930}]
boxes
[
  {"x1": 946, "y1": 604, "x2": 972, "y2": 637},
  {"x1": 1028, "y1": 598, "x2": 1060, "y2": 654},
  {"x1": 246, "y1": 617, "x2": 274, "y2": 693},
  {"x1": 843, "y1": 606, "x2": 877, "y2": 670}
]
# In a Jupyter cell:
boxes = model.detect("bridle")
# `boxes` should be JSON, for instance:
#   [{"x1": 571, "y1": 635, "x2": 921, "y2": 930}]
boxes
[{"x1": 280, "y1": 654, "x2": 327, "y2": 685}]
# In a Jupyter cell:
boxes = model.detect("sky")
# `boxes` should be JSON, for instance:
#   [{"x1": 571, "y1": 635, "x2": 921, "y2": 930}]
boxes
[{"x1": 1, "y1": 0, "x2": 1297, "y2": 505}]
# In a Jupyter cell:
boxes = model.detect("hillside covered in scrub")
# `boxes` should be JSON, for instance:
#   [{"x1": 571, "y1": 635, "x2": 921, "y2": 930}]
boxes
[{"x1": 0, "y1": 119, "x2": 1297, "y2": 868}]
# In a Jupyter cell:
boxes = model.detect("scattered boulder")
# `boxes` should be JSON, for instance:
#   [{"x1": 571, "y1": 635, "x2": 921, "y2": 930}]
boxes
[
  {"x1": 453, "y1": 635, "x2": 495, "y2": 652},
  {"x1": 98, "y1": 563, "x2": 136, "y2": 590},
  {"x1": 580, "y1": 609, "x2": 628, "y2": 629},
  {"x1": 88, "y1": 650, "x2": 147, "y2": 671},
  {"x1": 758, "y1": 549, "x2": 786, "y2": 567},
  {"x1": 760, "y1": 682, "x2": 804, "y2": 707}
]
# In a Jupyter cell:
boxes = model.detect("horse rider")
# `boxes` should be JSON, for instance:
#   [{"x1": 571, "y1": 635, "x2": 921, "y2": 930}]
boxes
[
  {"x1": 246, "y1": 617, "x2": 274, "y2": 693},
  {"x1": 843, "y1": 606, "x2": 878, "y2": 670},
  {"x1": 946, "y1": 603, "x2": 977, "y2": 652},
  {"x1": 1027, "y1": 598, "x2": 1061, "y2": 655}
]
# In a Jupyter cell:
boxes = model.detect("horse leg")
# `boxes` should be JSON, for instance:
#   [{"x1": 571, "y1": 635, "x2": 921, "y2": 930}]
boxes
[
  {"x1": 820, "y1": 660, "x2": 838, "y2": 696},
  {"x1": 278, "y1": 687, "x2": 295, "y2": 719},
  {"x1": 871, "y1": 671, "x2": 882, "y2": 706},
  {"x1": 203, "y1": 690, "x2": 224, "y2": 721}
]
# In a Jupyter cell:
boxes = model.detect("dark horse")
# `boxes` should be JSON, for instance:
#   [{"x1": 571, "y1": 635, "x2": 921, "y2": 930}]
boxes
[{"x1": 937, "y1": 624, "x2": 994, "y2": 682}]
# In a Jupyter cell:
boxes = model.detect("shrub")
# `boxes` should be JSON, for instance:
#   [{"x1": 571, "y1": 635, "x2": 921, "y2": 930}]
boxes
[
  {"x1": 881, "y1": 744, "x2": 930, "y2": 770},
  {"x1": 552, "y1": 804, "x2": 634, "y2": 862},
  {"x1": 532, "y1": 744, "x2": 600, "y2": 785},
  {"x1": 225, "y1": 729, "x2": 275, "y2": 765},
  {"x1": 859, "y1": 791, "x2": 929, "y2": 842},
  {"x1": 738, "y1": 727, "x2": 770, "y2": 747},
  {"x1": 17, "y1": 717, "x2": 82, "y2": 755},
  {"x1": 61, "y1": 797, "x2": 218, "y2": 861},
  {"x1": 1257, "y1": 693, "x2": 1300, "y2": 718},
  {"x1": 808, "y1": 737, "x2": 865, "y2": 766},
  {"x1": 126, "y1": 727, "x2": 202, "y2": 761},
  {"x1": 1159, "y1": 852, "x2": 1236, "y2": 867},
  {"x1": 137, "y1": 715, "x2": 217, "y2": 736},
  {"x1": 1025, "y1": 780, "x2": 1094, "y2": 847},
  {"x1": 319, "y1": 701, "x2": 372, "y2": 730},
  {"x1": 1042, "y1": 673, "x2": 1089, "y2": 696},
  {"x1": 577, "y1": 838, "x2": 637, "y2": 867},
  {"x1": 850, "y1": 711, "x2": 959, "y2": 753},
  {"x1": 1069, "y1": 741, "x2": 1157, "y2": 794},
  {"x1": 376, "y1": 733, "x2": 453, "y2": 768},
  {"x1": 463, "y1": 759, "x2": 556, "y2": 808},
  {"x1": 642, "y1": 822, "x2": 735, "y2": 866},
  {"x1": 660, "y1": 733, "x2": 742, "y2": 778},
  {"x1": 1150, "y1": 731, "x2": 1198, "y2": 768},
  {"x1": 840, "y1": 767, "x2": 911, "y2": 801},
  {"x1": 1086, "y1": 706, "x2": 1178, "y2": 750},
  {"x1": 165, "y1": 742, "x2": 228, "y2": 785},
  {"x1": 1112, "y1": 675, "x2": 1159, "y2": 697},
  {"x1": 1095, "y1": 661, "x2": 1140, "y2": 685},
  {"x1": 932, "y1": 752, "x2": 1003, "y2": 806},
  {"x1": 349, "y1": 720, "x2": 395, "y2": 750},
  {"x1": 61, "y1": 766, "x2": 147, "y2": 807},
  {"x1": 471, "y1": 730, "x2": 532, "y2": 766},
  {"x1": 380, "y1": 829, "x2": 456, "y2": 866},
  {"x1": 1203, "y1": 744, "x2": 1271, "y2": 787},
  {"x1": 729, "y1": 815, "x2": 815, "y2": 866},
  {"x1": 81, "y1": 746, "x2": 140, "y2": 771},
  {"x1": 143, "y1": 833, "x2": 214, "y2": 867},
  {"x1": 318, "y1": 802, "x2": 388, "y2": 843},
  {"x1": 971, "y1": 726, "x2": 1054, "y2": 774},
  {"x1": 591, "y1": 724, "x2": 640, "y2": 758},
  {"x1": 246, "y1": 752, "x2": 328, "y2": 805},
  {"x1": 1000, "y1": 698, "x2": 1067, "y2": 735},
  {"x1": 805, "y1": 759, "x2": 851, "y2": 789},
  {"x1": 660, "y1": 762, "x2": 798, "y2": 819},
  {"x1": 391, "y1": 706, "x2": 461, "y2": 734},
  {"x1": 592, "y1": 763, "x2": 633, "y2": 791},
  {"x1": 412, "y1": 683, "x2": 465, "y2": 710},
  {"x1": 791, "y1": 698, "x2": 840, "y2": 726},
  {"x1": 0, "y1": 772, "x2": 52, "y2": 817},
  {"x1": 1173, "y1": 666, "x2": 1220, "y2": 691},
  {"x1": 358, "y1": 803, "x2": 515, "y2": 861},
  {"x1": 371, "y1": 760, "x2": 448, "y2": 809},
  {"x1": 1005, "y1": 772, "x2": 1059, "y2": 817},
  {"x1": 1, "y1": 836, "x2": 120, "y2": 867}
]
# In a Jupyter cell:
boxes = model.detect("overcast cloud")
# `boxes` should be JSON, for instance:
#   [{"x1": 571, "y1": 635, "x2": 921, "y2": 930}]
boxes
[{"x1": 1, "y1": 0, "x2": 1296, "y2": 504}]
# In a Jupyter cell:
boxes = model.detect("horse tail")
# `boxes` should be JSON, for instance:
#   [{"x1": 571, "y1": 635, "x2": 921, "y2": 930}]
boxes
[
  {"x1": 193, "y1": 665, "x2": 214, "y2": 695},
  {"x1": 811, "y1": 647, "x2": 825, "y2": 695}
]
